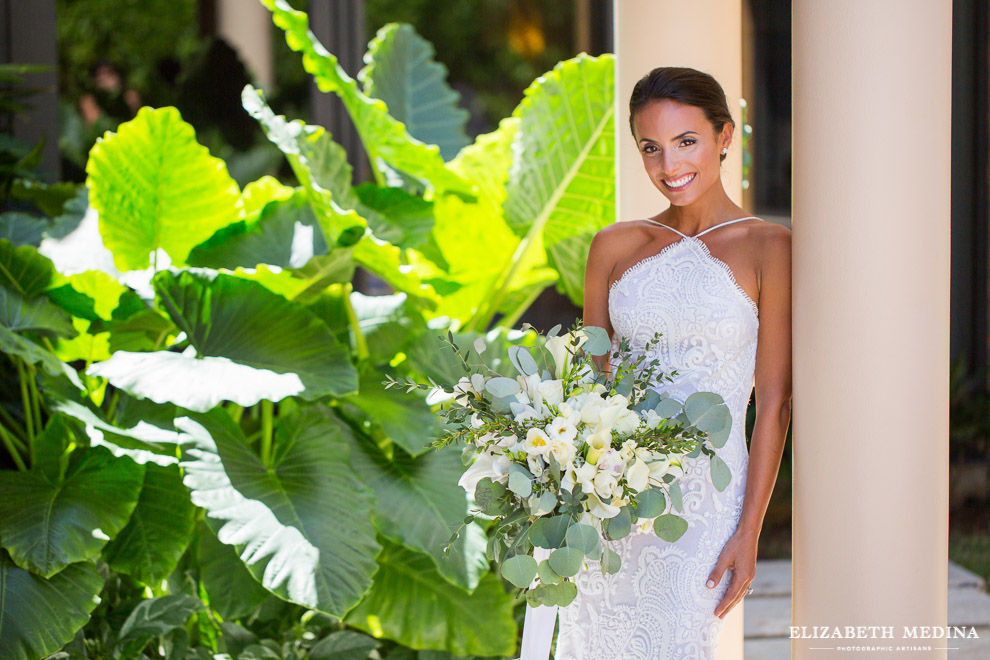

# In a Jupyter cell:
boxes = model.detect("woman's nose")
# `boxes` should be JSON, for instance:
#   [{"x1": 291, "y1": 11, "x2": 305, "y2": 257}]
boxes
[{"x1": 661, "y1": 151, "x2": 680, "y2": 175}]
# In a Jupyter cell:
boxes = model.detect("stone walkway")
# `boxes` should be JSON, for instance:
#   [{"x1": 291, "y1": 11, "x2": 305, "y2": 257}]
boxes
[{"x1": 744, "y1": 559, "x2": 990, "y2": 659}]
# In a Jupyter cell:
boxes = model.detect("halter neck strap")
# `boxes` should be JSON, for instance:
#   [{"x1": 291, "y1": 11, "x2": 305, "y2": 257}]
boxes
[{"x1": 644, "y1": 215, "x2": 759, "y2": 239}]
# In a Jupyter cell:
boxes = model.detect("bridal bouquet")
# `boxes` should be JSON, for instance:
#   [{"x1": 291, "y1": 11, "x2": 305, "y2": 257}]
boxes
[{"x1": 383, "y1": 321, "x2": 732, "y2": 608}]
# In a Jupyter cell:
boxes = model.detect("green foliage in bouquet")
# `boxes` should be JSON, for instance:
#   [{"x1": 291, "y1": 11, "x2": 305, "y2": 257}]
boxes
[
  {"x1": 386, "y1": 321, "x2": 733, "y2": 608},
  {"x1": 0, "y1": 1, "x2": 619, "y2": 658}
]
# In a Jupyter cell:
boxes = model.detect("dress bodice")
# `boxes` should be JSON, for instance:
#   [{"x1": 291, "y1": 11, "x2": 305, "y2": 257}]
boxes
[{"x1": 607, "y1": 217, "x2": 760, "y2": 419}]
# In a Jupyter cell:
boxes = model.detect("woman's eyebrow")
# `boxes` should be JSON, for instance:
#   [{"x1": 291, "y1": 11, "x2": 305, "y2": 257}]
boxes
[{"x1": 639, "y1": 130, "x2": 699, "y2": 144}]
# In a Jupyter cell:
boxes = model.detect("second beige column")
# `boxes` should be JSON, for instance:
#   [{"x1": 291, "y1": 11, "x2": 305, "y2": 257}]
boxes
[{"x1": 792, "y1": 1, "x2": 951, "y2": 658}]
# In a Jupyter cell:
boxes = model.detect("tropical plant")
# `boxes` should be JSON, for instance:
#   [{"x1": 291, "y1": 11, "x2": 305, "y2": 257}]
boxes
[{"x1": 0, "y1": 1, "x2": 616, "y2": 658}]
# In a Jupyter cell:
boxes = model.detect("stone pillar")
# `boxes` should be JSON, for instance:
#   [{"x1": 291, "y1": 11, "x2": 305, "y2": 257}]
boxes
[
  {"x1": 613, "y1": 4, "x2": 745, "y2": 658},
  {"x1": 613, "y1": 0, "x2": 744, "y2": 223},
  {"x1": 216, "y1": 0, "x2": 273, "y2": 89},
  {"x1": 792, "y1": 2, "x2": 951, "y2": 658}
]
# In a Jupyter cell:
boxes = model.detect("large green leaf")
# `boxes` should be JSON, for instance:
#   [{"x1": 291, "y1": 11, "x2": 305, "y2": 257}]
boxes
[
  {"x1": 0, "y1": 324, "x2": 84, "y2": 389},
  {"x1": 0, "y1": 551, "x2": 103, "y2": 660},
  {"x1": 87, "y1": 269, "x2": 358, "y2": 411},
  {"x1": 242, "y1": 88, "x2": 439, "y2": 303},
  {"x1": 0, "y1": 445, "x2": 145, "y2": 577},
  {"x1": 103, "y1": 464, "x2": 197, "y2": 585},
  {"x1": 431, "y1": 117, "x2": 556, "y2": 329},
  {"x1": 340, "y1": 366, "x2": 441, "y2": 457},
  {"x1": 186, "y1": 192, "x2": 329, "y2": 270},
  {"x1": 0, "y1": 238, "x2": 55, "y2": 298},
  {"x1": 261, "y1": 0, "x2": 472, "y2": 194},
  {"x1": 241, "y1": 87, "x2": 366, "y2": 245},
  {"x1": 46, "y1": 392, "x2": 182, "y2": 466},
  {"x1": 116, "y1": 594, "x2": 204, "y2": 658},
  {"x1": 335, "y1": 413, "x2": 487, "y2": 590},
  {"x1": 178, "y1": 406, "x2": 381, "y2": 616},
  {"x1": 86, "y1": 106, "x2": 240, "y2": 271},
  {"x1": 359, "y1": 23, "x2": 470, "y2": 161},
  {"x1": 344, "y1": 541, "x2": 516, "y2": 657},
  {"x1": 0, "y1": 285, "x2": 77, "y2": 338},
  {"x1": 502, "y1": 53, "x2": 615, "y2": 305},
  {"x1": 197, "y1": 526, "x2": 271, "y2": 621}
]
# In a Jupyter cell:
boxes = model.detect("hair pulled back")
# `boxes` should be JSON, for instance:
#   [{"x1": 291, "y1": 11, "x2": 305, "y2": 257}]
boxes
[{"x1": 629, "y1": 67, "x2": 734, "y2": 162}]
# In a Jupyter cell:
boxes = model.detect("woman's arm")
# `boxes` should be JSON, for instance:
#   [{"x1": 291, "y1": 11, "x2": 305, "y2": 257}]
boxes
[{"x1": 708, "y1": 223, "x2": 793, "y2": 618}]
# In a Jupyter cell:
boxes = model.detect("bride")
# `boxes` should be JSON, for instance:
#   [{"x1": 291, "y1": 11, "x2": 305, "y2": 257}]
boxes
[{"x1": 550, "y1": 66, "x2": 792, "y2": 659}]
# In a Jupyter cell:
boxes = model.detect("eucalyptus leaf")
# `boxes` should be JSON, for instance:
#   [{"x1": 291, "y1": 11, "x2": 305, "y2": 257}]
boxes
[
  {"x1": 603, "y1": 506, "x2": 632, "y2": 541},
  {"x1": 500, "y1": 554, "x2": 538, "y2": 589},
  {"x1": 709, "y1": 454, "x2": 732, "y2": 492},
  {"x1": 547, "y1": 547, "x2": 584, "y2": 578},
  {"x1": 580, "y1": 326, "x2": 611, "y2": 356},
  {"x1": 654, "y1": 514, "x2": 689, "y2": 542},
  {"x1": 537, "y1": 559, "x2": 562, "y2": 585},
  {"x1": 601, "y1": 547, "x2": 621, "y2": 574},
  {"x1": 485, "y1": 376, "x2": 520, "y2": 398},
  {"x1": 564, "y1": 523, "x2": 600, "y2": 556},
  {"x1": 632, "y1": 488, "x2": 666, "y2": 519}
]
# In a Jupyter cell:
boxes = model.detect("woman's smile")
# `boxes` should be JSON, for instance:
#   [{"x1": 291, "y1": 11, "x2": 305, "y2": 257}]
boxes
[{"x1": 662, "y1": 172, "x2": 696, "y2": 191}]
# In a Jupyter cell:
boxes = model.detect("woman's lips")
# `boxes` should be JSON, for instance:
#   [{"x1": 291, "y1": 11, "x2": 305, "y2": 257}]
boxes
[{"x1": 662, "y1": 172, "x2": 696, "y2": 191}]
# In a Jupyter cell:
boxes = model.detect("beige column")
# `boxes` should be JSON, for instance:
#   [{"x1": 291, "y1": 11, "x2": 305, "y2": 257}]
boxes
[
  {"x1": 613, "y1": 3, "x2": 745, "y2": 659},
  {"x1": 614, "y1": 0, "x2": 744, "y2": 223},
  {"x1": 792, "y1": 2, "x2": 951, "y2": 659},
  {"x1": 217, "y1": 0, "x2": 274, "y2": 89}
]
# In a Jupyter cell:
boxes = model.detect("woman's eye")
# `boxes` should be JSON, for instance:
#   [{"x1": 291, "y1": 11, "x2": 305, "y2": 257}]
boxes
[
  {"x1": 681, "y1": 139, "x2": 696, "y2": 147},
  {"x1": 642, "y1": 145, "x2": 658, "y2": 154}
]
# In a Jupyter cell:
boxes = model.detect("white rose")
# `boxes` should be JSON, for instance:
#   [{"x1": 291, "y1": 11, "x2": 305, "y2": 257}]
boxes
[
  {"x1": 523, "y1": 427, "x2": 552, "y2": 455},
  {"x1": 546, "y1": 437, "x2": 576, "y2": 467},
  {"x1": 557, "y1": 401, "x2": 581, "y2": 426},
  {"x1": 614, "y1": 409, "x2": 641, "y2": 437},
  {"x1": 626, "y1": 458, "x2": 650, "y2": 492},
  {"x1": 593, "y1": 471, "x2": 618, "y2": 499},
  {"x1": 579, "y1": 392, "x2": 607, "y2": 424},
  {"x1": 537, "y1": 379, "x2": 564, "y2": 407}
]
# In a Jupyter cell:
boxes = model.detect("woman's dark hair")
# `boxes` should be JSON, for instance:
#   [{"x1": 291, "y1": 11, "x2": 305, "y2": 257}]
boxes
[{"x1": 629, "y1": 67, "x2": 735, "y2": 162}]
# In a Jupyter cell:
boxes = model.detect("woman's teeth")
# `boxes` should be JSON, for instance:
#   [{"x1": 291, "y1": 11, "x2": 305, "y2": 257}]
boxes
[{"x1": 663, "y1": 173, "x2": 695, "y2": 190}]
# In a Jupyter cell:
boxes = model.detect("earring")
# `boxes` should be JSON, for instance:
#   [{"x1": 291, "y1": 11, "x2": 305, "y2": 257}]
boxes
[{"x1": 720, "y1": 147, "x2": 727, "y2": 154}]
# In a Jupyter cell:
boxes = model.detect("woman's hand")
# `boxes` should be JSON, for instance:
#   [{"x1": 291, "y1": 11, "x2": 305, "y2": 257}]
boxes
[{"x1": 706, "y1": 528, "x2": 758, "y2": 619}]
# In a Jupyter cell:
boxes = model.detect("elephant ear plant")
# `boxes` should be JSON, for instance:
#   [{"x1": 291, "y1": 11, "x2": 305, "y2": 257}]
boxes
[{"x1": 0, "y1": 3, "x2": 616, "y2": 659}]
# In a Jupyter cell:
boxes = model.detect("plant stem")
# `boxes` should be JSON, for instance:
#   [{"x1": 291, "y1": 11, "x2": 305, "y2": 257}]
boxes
[
  {"x1": 342, "y1": 282, "x2": 369, "y2": 362},
  {"x1": 15, "y1": 359, "x2": 34, "y2": 446},
  {"x1": 0, "y1": 399, "x2": 26, "y2": 441},
  {"x1": 0, "y1": 422, "x2": 27, "y2": 471},
  {"x1": 227, "y1": 403, "x2": 244, "y2": 424},
  {"x1": 106, "y1": 388, "x2": 121, "y2": 420},
  {"x1": 260, "y1": 400, "x2": 274, "y2": 467},
  {"x1": 26, "y1": 362, "x2": 43, "y2": 435}
]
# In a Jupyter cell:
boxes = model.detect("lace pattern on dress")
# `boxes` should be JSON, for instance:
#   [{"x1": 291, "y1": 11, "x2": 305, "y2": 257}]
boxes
[{"x1": 554, "y1": 236, "x2": 759, "y2": 660}]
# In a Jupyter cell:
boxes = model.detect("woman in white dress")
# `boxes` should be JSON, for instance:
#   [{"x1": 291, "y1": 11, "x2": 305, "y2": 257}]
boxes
[{"x1": 555, "y1": 67, "x2": 792, "y2": 659}]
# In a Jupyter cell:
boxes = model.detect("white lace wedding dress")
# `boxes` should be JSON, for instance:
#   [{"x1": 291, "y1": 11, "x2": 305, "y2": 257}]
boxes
[{"x1": 554, "y1": 216, "x2": 761, "y2": 660}]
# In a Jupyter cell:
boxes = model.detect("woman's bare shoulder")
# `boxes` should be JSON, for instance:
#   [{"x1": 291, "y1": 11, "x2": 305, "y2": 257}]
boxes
[{"x1": 751, "y1": 219, "x2": 791, "y2": 271}]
